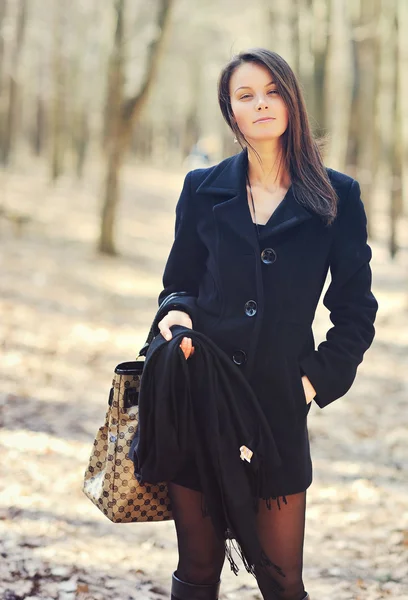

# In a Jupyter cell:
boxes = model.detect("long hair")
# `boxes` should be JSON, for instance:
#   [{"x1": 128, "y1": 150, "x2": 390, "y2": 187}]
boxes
[{"x1": 217, "y1": 48, "x2": 338, "y2": 225}]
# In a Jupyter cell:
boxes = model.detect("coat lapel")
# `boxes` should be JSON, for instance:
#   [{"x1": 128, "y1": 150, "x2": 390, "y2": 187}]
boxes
[{"x1": 196, "y1": 147, "x2": 314, "y2": 250}]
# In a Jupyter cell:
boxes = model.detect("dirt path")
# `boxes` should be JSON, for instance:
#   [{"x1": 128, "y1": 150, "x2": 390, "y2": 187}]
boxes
[{"x1": 0, "y1": 160, "x2": 407, "y2": 599}]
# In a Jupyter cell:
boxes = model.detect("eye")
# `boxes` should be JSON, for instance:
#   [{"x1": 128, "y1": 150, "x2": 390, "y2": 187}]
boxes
[{"x1": 239, "y1": 91, "x2": 278, "y2": 99}]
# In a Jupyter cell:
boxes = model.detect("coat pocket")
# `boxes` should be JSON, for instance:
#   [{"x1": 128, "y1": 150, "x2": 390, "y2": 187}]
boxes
[
  {"x1": 286, "y1": 357, "x2": 311, "y2": 421},
  {"x1": 296, "y1": 362, "x2": 312, "y2": 418}
]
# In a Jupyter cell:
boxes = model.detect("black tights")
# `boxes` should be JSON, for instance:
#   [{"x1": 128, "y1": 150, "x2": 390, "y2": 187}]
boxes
[{"x1": 168, "y1": 481, "x2": 307, "y2": 600}]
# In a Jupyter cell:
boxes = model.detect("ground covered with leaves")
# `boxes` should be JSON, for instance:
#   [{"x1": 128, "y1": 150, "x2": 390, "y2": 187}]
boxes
[{"x1": 0, "y1": 159, "x2": 407, "y2": 599}]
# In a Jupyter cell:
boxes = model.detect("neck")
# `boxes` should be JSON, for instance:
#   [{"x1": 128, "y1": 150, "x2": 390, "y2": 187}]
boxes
[{"x1": 246, "y1": 140, "x2": 290, "y2": 190}]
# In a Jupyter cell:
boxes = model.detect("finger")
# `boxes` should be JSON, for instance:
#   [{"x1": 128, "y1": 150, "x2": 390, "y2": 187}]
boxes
[
  {"x1": 180, "y1": 337, "x2": 192, "y2": 359},
  {"x1": 161, "y1": 328, "x2": 172, "y2": 341},
  {"x1": 180, "y1": 337, "x2": 190, "y2": 351},
  {"x1": 180, "y1": 339, "x2": 189, "y2": 360},
  {"x1": 184, "y1": 337, "x2": 192, "y2": 358},
  {"x1": 185, "y1": 339, "x2": 195, "y2": 359}
]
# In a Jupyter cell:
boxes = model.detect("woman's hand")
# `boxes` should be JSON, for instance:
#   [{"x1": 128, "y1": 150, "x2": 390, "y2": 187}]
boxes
[
  {"x1": 301, "y1": 375, "x2": 316, "y2": 404},
  {"x1": 157, "y1": 310, "x2": 195, "y2": 360}
]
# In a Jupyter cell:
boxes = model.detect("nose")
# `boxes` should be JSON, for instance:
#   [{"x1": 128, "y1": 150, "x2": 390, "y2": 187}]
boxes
[{"x1": 255, "y1": 94, "x2": 268, "y2": 110}]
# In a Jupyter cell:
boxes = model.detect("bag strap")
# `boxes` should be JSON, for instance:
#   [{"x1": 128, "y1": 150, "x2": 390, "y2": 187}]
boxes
[{"x1": 137, "y1": 291, "x2": 189, "y2": 358}]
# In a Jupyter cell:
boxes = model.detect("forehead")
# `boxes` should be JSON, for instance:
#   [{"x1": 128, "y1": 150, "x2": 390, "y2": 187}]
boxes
[{"x1": 229, "y1": 62, "x2": 274, "y2": 93}]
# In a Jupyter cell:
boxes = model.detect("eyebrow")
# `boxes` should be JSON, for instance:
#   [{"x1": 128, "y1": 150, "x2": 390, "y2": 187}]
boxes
[{"x1": 234, "y1": 80, "x2": 276, "y2": 93}]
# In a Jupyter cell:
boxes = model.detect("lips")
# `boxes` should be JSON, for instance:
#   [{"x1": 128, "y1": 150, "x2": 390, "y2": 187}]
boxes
[{"x1": 254, "y1": 117, "x2": 275, "y2": 123}]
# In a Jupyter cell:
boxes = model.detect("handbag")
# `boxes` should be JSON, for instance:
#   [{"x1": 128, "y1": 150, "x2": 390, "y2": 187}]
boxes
[{"x1": 82, "y1": 291, "x2": 191, "y2": 523}]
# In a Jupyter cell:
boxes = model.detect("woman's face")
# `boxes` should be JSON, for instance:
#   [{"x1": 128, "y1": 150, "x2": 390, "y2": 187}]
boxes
[{"x1": 229, "y1": 62, "x2": 289, "y2": 143}]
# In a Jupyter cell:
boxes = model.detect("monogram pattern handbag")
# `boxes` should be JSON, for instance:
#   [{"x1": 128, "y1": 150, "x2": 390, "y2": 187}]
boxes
[{"x1": 82, "y1": 291, "x2": 191, "y2": 523}]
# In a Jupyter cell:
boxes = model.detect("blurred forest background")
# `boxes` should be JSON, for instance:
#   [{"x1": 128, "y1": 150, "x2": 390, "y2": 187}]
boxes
[{"x1": 0, "y1": 1, "x2": 407, "y2": 599}]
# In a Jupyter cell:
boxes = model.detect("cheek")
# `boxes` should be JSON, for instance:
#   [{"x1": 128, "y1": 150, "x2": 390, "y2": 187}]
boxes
[
  {"x1": 231, "y1": 104, "x2": 251, "y2": 132},
  {"x1": 235, "y1": 115, "x2": 247, "y2": 132},
  {"x1": 277, "y1": 102, "x2": 289, "y2": 123}
]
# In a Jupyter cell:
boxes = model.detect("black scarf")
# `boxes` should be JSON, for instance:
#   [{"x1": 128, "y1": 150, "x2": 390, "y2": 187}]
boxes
[{"x1": 131, "y1": 324, "x2": 287, "y2": 588}]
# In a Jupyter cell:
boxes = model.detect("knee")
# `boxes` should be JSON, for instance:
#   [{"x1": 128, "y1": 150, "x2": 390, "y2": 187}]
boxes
[{"x1": 177, "y1": 553, "x2": 224, "y2": 585}]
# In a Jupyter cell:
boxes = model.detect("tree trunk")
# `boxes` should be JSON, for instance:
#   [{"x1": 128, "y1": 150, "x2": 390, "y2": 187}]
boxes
[
  {"x1": 0, "y1": 0, "x2": 7, "y2": 96},
  {"x1": 354, "y1": 0, "x2": 380, "y2": 236},
  {"x1": 99, "y1": 0, "x2": 174, "y2": 256},
  {"x1": 33, "y1": 93, "x2": 46, "y2": 156},
  {"x1": 74, "y1": 105, "x2": 89, "y2": 179},
  {"x1": 397, "y1": 0, "x2": 408, "y2": 219},
  {"x1": 100, "y1": 143, "x2": 122, "y2": 256},
  {"x1": 390, "y1": 3, "x2": 402, "y2": 258},
  {"x1": 311, "y1": 0, "x2": 329, "y2": 138},
  {"x1": 324, "y1": 0, "x2": 353, "y2": 170},
  {"x1": 266, "y1": 0, "x2": 298, "y2": 69},
  {"x1": 374, "y1": 0, "x2": 398, "y2": 256},
  {"x1": 296, "y1": 0, "x2": 315, "y2": 129},
  {"x1": 182, "y1": 58, "x2": 201, "y2": 158},
  {"x1": 98, "y1": 0, "x2": 126, "y2": 255},
  {"x1": 50, "y1": 2, "x2": 66, "y2": 181},
  {"x1": 1, "y1": 0, "x2": 27, "y2": 165},
  {"x1": 31, "y1": 58, "x2": 46, "y2": 156}
]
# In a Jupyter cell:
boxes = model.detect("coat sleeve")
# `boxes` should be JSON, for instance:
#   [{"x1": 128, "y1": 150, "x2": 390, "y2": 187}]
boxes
[
  {"x1": 156, "y1": 170, "x2": 208, "y2": 326},
  {"x1": 299, "y1": 179, "x2": 378, "y2": 408}
]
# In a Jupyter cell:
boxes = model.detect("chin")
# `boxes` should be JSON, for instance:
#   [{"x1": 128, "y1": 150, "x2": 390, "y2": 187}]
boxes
[{"x1": 250, "y1": 134, "x2": 282, "y2": 143}]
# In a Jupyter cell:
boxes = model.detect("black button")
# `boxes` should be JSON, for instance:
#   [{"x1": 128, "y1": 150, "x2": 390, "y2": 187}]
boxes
[
  {"x1": 261, "y1": 248, "x2": 277, "y2": 264},
  {"x1": 244, "y1": 300, "x2": 257, "y2": 317},
  {"x1": 232, "y1": 350, "x2": 247, "y2": 365}
]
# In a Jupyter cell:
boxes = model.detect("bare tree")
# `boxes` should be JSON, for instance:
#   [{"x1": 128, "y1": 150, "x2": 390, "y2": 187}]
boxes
[
  {"x1": 391, "y1": 1, "x2": 402, "y2": 258},
  {"x1": 374, "y1": 0, "x2": 398, "y2": 256},
  {"x1": 0, "y1": 0, "x2": 7, "y2": 95},
  {"x1": 397, "y1": 0, "x2": 408, "y2": 220},
  {"x1": 50, "y1": 0, "x2": 66, "y2": 181},
  {"x1": 31, "y1": 52, "x2": 46, "y2": 157},
  {"x1": 266, "y1": 0, "x2": 298, "y2": 69},
  {"x1": 352, "y1": 0, "x2": 380, "y2": 234},
  {"x1": 324, "y1": 0, "x2": 353, "y2": 170},
  {"x1": 311, "y1": 0, "x2": 329, "y2": 137},
  {"x1": 0, "y1": 0, "x2": 8, "y2": 149},
  {"x1": 295, "y1": 0, "x2": 316, "y2": 131},
  {"x1": 1, "y1": 0, "x2": 27, "y2": 165},
  {"x1": 99, "y1": 0, "x2": 174, "y2": 255},
  {"x1": 182, "y1": 56, "x2": 201, "y2": 158}
]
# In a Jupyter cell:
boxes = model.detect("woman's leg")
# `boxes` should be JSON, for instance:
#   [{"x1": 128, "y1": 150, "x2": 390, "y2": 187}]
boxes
[
  {"x1": 254, "y1": 491, "x2": 307, "y2": 600},
  {"x1": 168, "y1": 481, "x2": 226, "y2": 585}
]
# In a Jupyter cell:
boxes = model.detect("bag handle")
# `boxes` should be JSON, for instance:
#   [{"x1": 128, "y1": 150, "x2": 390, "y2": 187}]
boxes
[{"x1": 136, "y1": 291, "x2": 190, "y2": 358}]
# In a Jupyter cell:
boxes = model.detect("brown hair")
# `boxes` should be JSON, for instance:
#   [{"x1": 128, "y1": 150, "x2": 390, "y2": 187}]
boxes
[{"x1": 217, "y1": 48, "x2": 338, "y2": 225}]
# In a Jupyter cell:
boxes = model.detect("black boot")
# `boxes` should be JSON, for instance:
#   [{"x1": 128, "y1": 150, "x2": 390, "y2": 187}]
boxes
[{"x1": 171, "y1": 570, "x2": 221, "y2": 600}]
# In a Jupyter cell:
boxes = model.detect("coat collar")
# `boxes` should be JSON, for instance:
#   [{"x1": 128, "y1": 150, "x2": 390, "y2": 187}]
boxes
[{"x1": 196, "y1": 147, "x2": 313, "y2": 250}]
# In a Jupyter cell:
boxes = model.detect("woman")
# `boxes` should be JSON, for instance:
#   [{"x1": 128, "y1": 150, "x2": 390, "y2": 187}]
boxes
[{"x1": 156, "y1": 48, "x2": 378, "y2": 600}]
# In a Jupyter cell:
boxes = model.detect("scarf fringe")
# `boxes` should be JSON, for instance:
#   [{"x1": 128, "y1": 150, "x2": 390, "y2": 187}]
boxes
[
  {"x1": 224, "y1": 537, "x2": 240, "y2": 576},
  {"x1": 221, "y1": 451, "x2": 288, "y2": 581},
  {"x1": 263, "y1": 493, "x2": 288, "y2": 511},
  {"x1": 248, "y1": 452, "x2": 288, "y2": 512},
  {"x1": 224, "y1": 535, "x2": 286, "y2": 593}
]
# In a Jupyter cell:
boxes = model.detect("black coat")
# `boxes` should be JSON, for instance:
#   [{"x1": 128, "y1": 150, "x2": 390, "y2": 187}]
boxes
[
  {"x1": 131, "y1": 324, "x2": 289, "y2": 585},
  {"x1": 157, "y1": 147, "x2": 378, "y2": 439}
]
